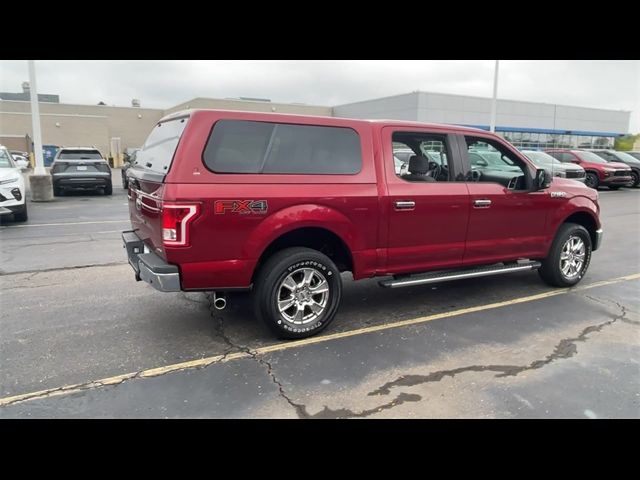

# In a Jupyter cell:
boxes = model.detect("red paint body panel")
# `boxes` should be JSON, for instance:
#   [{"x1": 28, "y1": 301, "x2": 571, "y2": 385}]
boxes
[
  {"x1": 126, "y1": 110, "x2": 601, "y2": 291},
  {"x1": 464, "y1": 183, "x2": 549, "y2": 264}
]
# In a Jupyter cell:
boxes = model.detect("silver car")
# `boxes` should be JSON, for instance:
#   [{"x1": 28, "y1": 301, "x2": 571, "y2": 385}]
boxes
[{"x1": 522, "y1": 150, "x2": 586, "y2": 183}]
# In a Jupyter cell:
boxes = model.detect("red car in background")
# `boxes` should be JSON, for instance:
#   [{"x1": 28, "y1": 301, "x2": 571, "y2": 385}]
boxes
[{"x1": 545, "y1": 149, "x2": 632, "y2": 190}]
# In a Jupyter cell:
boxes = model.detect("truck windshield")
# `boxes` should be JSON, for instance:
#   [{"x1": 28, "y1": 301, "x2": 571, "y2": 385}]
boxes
[{"x1": 134, "y1": 116, "x2": 189, "y2": 175}]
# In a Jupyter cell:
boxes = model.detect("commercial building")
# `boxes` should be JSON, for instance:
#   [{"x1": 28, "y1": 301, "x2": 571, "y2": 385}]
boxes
[
  {"x1": 333, "y1": 91, "x2": 632, "y2": 150},
  {"x1": 0, "y1": 94, "x2": 330, "y2": 166},
  {"x1": 0, "y1": 87, "x2": 632, "y2": 166},
  {"x1": 0, "y1": 82, "x2": 59, "y2": 103}
]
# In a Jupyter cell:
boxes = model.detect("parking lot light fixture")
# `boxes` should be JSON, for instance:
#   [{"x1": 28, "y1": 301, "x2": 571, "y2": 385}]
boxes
[
  {"x1": 489, "y1": 60, "x2": 499, "y2": 133},
  {"x1": 28, "y1": 60, "x2": 54, "y2": 201}
]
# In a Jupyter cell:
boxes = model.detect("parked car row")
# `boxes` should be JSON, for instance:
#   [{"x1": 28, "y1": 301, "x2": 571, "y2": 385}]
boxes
[{"x1": 545, "y1": 149, "x2": 638, "y2": 190}]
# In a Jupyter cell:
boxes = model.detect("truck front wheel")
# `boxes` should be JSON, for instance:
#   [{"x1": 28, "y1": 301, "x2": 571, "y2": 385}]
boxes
[
  {"x1": 538, "y1": 223, "x2": 592, "y2": 287},
  {"x1": 253, "y1": 247, "x2": 342, "y2": 339}
]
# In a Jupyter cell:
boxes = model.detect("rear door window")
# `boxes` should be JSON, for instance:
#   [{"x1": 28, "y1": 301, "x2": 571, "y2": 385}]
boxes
[
  {"x1": 203, "y1": 120, "x2": 362, "y2": 174},
  {"x1": 133, "y1": 116, "x2": 189, "y2": 175}
]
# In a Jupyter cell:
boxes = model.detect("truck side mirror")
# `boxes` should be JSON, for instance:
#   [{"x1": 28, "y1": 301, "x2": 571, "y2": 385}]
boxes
[{"x1": 535, "y1": 168, "x2": 551, "y2": 190}]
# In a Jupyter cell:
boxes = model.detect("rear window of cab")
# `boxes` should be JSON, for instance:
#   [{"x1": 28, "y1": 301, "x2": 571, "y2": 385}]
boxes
[{"x1": 203, "y1": 120, "x2": 362, "y2": 175}]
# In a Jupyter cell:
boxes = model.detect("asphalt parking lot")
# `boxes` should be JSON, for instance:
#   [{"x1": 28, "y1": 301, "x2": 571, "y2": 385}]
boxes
[{"x1": 1, "y1": 175, "x2": 639, "y2": 418}]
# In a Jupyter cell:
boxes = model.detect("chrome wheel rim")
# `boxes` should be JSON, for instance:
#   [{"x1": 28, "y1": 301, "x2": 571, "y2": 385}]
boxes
[
  {"x1": 277, "y1": 268, "x2": 329, "y2": 325},
  {"x1": 560, "y1": 235, "x2": 586, "y2": 279}
]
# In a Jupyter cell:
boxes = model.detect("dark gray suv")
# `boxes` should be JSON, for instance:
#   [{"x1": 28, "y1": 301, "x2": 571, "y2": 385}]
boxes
[{"x1": 51, "y1": 147, "x2": 113, "y2": 196}]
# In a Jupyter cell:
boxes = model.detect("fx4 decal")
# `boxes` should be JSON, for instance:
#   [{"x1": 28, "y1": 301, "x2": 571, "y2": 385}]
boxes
[{"x1": 214, "y1": 200, "x2": 268, "y2": 214}]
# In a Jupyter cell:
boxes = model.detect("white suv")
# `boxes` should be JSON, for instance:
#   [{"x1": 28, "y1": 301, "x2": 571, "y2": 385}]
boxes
[{"x1": 0, "y1": 146, "x2": 27, "y2": 221}]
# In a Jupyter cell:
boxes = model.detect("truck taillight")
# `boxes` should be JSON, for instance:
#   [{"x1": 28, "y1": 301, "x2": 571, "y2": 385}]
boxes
[{"x1": 162, "y1": 203, "x2": 200, "y2": 247}]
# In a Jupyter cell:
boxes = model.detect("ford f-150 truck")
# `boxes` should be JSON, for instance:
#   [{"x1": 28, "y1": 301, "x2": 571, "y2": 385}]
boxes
[{"x1": 123, "y1": 110, "x2": 603, "y2": 339}]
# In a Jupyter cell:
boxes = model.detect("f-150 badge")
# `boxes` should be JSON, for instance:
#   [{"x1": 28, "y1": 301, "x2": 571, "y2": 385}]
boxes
[
  {"x1": 214, "y1": 200, "x2": 268, "y2": 214},
  {"x1": 550, "y1": 191, "x2": 567, "y2": 198}
]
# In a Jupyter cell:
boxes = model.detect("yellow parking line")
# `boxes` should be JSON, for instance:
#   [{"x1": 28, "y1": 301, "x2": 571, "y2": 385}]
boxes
[{"x1": 1, "y1": 272, "x2": 638, "y2": 408}]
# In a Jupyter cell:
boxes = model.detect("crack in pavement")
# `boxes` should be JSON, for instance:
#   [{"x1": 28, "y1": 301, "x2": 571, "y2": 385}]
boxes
[
  {"x1": 1, "y1": 282, "x2": 64, "y2": 292},
  {"x1": 207, "y1": 291, "x2": 635, "y2": 419},
  {"x1": 367, "y1": 297, "x2": 630, "y2": 398},
  {"x1": 303, "y1": 393, "x2": 423, "y2": 419},
  {"x1": 3, "y1": 286, "x2": 635, "y2": 416},
  {"x1": 1, "y1": 238, "x2": 101, "y2": 250},
  {"x1": 582, "y1": 294, "x2": 640, "y2": 325},
  {"x1": 205, "y1": 293, "x2": 310, "y2": 418},
  {"x1": 0, "y1": 262, "x2": 126, "y2": 277}
]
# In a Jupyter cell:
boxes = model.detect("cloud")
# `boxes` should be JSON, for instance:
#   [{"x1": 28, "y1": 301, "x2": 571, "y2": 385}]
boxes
[{"x1": 1, "y1": 60, "x2": 638, "y2": 132}]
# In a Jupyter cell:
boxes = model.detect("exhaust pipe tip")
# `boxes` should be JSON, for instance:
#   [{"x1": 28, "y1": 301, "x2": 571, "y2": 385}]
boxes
[{"x1": 213, "y1": 292, "x2": 227, "y2": 310}]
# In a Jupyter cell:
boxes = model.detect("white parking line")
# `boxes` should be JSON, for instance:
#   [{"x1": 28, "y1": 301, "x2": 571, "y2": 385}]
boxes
[{"x1": 0, "y1": 220, "x2": 129, "y2": 229}]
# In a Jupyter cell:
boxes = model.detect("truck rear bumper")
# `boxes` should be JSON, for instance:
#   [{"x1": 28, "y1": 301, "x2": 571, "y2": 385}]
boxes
[{"x1": 122, "y1": 231, "x2": 181, "y2": 292}]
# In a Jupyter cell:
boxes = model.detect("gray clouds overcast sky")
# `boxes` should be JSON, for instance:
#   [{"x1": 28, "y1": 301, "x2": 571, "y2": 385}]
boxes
[{"x1": 2, "y1": 60, "x2": 639, "y2": 132}]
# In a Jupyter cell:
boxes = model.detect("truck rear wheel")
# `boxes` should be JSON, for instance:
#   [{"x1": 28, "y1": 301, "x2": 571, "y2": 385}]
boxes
[
  {"x1": 538, "y1": 223, "x2": 592, "y2": 287},
  {"x1": 253, "y1": 247, "x2": 342, "y2": 339}
]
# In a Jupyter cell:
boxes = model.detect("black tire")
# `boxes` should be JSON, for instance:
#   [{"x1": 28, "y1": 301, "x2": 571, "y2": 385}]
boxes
[
  {"x1": 608, "y1": 185, "x2": 621, "y2": 190},
  {"x1": 104, "y1": 181, "x2": 113, "y2": 195},
  {"x1": 253, "y1": 247, "x2": 342, "y2": 339},
  {"x1": 630, "y1": 171, "x2": 639, "y2": 187},
  {"x1": 585, "y1": 172, "x2": 599, "y2": 189},
  {"x1": 13, "y1": 202, "x2": 28, "y2": 222},
  {"x1": 538, "y1": 223, "x2": 592, "y2": 288}
]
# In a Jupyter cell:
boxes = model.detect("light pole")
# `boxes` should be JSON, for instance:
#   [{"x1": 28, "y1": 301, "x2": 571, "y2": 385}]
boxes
[
  {"x1": 489, "y1": 60, "x2": 499, "y2": 133},
  {"x1": 28, "y1": 60, "x2": 53, "y2": 201}
]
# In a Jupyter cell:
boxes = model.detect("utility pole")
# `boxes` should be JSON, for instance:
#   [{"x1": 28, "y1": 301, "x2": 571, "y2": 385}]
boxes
[
  {"x1": 489, "y1": 60, "x2": 499, "y2": 133},
  {"x1": 28, "y1": 60, "x2": 53, "y2": 201}
]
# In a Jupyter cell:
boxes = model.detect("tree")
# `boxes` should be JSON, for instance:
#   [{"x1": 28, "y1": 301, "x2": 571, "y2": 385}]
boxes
[{"x1": 614, "y1": 134, "x2": 640, "y2": 151}]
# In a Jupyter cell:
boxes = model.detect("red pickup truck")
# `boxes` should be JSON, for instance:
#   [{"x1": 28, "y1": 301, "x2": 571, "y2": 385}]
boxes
[{"x1": 123, "y1": 110, "x2": 603, "y2": 339}]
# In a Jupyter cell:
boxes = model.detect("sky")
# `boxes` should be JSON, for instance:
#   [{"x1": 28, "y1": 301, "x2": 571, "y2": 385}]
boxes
[{"x1": 2, "y1": 60, "x2": 639, "y2": 132}]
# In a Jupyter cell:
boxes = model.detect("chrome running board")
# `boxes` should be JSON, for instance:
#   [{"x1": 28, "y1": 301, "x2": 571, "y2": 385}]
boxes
[{"x1": 379, "y1": 261, "x2": 542, "y2": 289}]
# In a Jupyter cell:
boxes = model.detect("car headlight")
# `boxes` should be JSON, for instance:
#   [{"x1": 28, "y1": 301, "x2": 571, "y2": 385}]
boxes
[
  {"x1": 554, "y1": 171, "x2": 566, "y2": 178},
  {"x1": 0, "y1": 177, "x2": 19, "y2": 185}
]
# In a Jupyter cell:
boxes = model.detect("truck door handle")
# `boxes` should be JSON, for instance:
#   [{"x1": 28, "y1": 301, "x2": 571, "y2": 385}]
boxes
[
  {"x1": 473, "y1": 199, "x2": 492, "y2": 208},
  {"x1": 395, "y1": 200, "x2": 416, "y2": 210}
]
